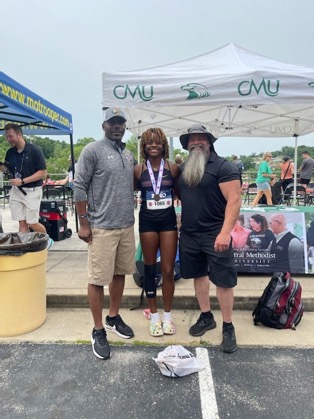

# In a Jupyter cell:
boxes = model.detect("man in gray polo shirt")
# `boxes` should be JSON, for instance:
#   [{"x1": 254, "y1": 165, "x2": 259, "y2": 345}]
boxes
[{"x1": 74, "y1": 108, "x2": 136, "y2": 360}]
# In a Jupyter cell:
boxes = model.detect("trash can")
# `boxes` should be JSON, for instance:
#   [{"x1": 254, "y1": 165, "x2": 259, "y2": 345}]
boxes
[{"x1": 0, "y1": 232, "x2": 49, "y2": 337}]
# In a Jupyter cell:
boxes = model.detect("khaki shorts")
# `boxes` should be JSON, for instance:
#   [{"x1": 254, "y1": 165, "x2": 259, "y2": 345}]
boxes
[
  {"x1": 9, "y1": 186, "x2": 42, "y2": 224},
  {"x1": 88, "y1": 226, "x2": 136, "y2": 286}
]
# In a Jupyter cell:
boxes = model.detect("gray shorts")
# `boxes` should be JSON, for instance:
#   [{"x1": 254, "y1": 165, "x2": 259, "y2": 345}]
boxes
[{"x1": 179, "y1": 232, "x2": 237, "y2": 288}]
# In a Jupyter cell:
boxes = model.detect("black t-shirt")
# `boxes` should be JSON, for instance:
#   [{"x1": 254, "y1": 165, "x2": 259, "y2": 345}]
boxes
[
  {"x1": 246, "y1": 229, "x2": 275, "y2": 249},
  {"x1": 179, "y1": 152, "x2": 240, "y2": 235},
  {"x1": 5, "y1": 142, "x2": 46, "y2": 187}
]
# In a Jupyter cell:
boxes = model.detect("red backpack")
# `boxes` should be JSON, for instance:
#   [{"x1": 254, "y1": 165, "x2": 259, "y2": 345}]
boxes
[{"x1": 252, "y1": 272, "x2": 304, "y2": 330}]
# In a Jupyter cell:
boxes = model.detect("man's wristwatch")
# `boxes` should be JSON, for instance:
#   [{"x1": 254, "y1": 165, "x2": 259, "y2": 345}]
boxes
[{"x1": 21, "y1": 179, "x2": 25, "y2": 185}]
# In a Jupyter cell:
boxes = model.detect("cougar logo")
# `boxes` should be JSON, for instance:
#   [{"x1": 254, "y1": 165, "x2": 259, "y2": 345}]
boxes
[{"x1": 181, "y1": 83, "x2": 210, "y2": 100}]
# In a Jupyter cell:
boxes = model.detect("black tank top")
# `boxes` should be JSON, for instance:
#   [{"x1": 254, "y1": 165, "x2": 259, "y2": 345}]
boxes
[{"x1": 138, "y1": 162, "x2": 175, "y2": 219}]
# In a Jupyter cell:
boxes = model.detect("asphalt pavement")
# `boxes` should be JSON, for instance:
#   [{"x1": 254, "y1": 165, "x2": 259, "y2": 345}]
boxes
[{"x1": 1, "y1": 344, "x2": 314, "y2": 419}]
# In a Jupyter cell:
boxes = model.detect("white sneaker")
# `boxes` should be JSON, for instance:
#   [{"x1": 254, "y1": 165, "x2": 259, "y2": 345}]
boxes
[{"x1": 47, "y1": 238, "x2": 54, "y2": 250}]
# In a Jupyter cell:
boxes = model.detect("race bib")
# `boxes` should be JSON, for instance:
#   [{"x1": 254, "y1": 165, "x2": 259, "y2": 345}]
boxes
[{"x1": 146, "y1": 189, "x2": 172, "y2": 210}]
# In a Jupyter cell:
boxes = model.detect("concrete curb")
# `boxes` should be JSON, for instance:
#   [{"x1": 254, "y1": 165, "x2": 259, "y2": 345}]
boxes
[{"x1": 46, "y1": 294, "x2": 314, "y2": 311}]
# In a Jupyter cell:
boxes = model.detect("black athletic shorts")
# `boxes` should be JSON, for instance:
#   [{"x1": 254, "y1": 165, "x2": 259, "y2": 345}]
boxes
[
  {"x1": 179, "y1": 232, "x2": 237, "y2": 288},
  {"x1": 139, "y1": 210, "x2": 177, "y2": 233}
]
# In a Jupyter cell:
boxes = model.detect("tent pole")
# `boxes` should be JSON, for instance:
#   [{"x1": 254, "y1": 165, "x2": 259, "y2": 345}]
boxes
[
  {"x1": 292, "y1": 119, "x2": 299, "y2": 206},
  {"x1": 69, "y1": 134, "x2": 78, "y2": 232},
  {"x1": 137, "y1": 135, "x2": 141, "y2": 163},
  {"x1": 169, "y1": 137, "x2": 173, "y2": 161}
]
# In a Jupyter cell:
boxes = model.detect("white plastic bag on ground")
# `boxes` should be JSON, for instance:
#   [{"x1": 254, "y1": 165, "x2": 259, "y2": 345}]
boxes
[{"x1": 153, "y1": 345, "x2": 204, "y2": 378}]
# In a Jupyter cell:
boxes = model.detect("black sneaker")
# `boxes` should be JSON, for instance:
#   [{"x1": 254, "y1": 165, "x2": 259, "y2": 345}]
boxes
[
  {"x1": 189, "y1": 313, "x2": 217, "y2": 337},
  {"x1": 91, "y1": 328, "x2": 111, "y2": 360},
  {"x1": 220, "y1": 326, "x2": 237, "y2": 353},
  {"x1": 105, "y1": 314, "x2": 134, "y2": 339}
]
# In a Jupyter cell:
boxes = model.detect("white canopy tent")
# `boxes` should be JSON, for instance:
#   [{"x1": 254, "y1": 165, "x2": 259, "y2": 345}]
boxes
[{"x1": 102, "y1": 43, "x2": 314, "y2": 195}]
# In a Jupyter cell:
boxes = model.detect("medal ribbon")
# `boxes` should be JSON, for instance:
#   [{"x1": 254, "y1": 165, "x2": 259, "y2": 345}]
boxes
[{"x1": 146, "y1": 159, "x2": 164, "y2": 197}]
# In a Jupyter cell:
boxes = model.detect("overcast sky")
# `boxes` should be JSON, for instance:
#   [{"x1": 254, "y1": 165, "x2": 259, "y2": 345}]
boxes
[{"x1": 1, "y1": 0, "x2": 314, "y2": 156}]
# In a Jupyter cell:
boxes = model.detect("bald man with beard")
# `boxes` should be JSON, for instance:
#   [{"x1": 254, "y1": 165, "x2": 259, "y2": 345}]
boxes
[{"x1": 178, "y1": 124, "x2": 242, "y2": 353}]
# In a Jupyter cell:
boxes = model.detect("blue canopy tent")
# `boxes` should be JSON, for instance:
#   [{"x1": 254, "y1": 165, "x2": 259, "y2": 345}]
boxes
[
  {"x1": 0, "y1": 72, "x2": 78, "y2": 229},
  {"x1": 0, "y1": 71, "x2": 74, "y2": 165}
]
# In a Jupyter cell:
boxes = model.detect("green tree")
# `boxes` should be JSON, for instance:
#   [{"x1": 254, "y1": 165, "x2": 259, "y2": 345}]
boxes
[
  {"x1": 27, "y1": 136, "x2": 56, "y2": 159},
  {"x1": 173, "y1": 148, "x2": 188, "y2": 161},
  {"x1": 0, "y1": 136, "x2": 8, "y2": 161},
  {"x1": 74, "y1": 137, "x2": 95, "y2": 159},
  {"x1": 125, "y1": 135, "x2": 138, "y2": 161}
]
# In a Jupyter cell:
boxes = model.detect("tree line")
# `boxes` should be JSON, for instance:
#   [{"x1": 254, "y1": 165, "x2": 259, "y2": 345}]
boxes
[{"x1": 1, "y1": 134, "x2": 313, "y2": 175}]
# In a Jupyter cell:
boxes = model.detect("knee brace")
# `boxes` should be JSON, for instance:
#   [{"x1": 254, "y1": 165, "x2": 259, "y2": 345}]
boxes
[{"x1": 144, "y1": 264, "x2": 157, "y2": 299}]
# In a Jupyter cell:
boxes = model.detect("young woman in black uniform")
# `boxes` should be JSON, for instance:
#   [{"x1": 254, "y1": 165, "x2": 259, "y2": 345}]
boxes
[{"x1": 134, "y1": 128, "x2": 180, "y2": 336}]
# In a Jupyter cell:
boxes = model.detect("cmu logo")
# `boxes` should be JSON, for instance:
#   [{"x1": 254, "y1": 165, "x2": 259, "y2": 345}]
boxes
[
  {"x1": 238, "y1": 79, "x2": 280, "y2": 97},
  {"x1": 113, "y1": 85, "x2": 153, "y2": 101},
  {"x1": 181, "y1": 83, "x2": 210, "y2": 100}
]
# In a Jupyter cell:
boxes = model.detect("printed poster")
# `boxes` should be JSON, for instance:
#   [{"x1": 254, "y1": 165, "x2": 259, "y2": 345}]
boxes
[{"x1": 232, "y1": 208, "x2": 311, "y2": 274}]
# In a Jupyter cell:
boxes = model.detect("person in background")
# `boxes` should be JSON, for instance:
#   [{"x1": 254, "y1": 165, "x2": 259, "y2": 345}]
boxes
[
  {"x1": 43, "y1": 173, "x2": 69, "y2": 186},
  {"x1": 251, "y1": 152, "x2": 275, "y2": 207},
  {"x1": 231, "y1": 215, "x2": 251, "y2": 250},
  {"x1": 231, "y1": 155, "x2": 244, "y2": 184},
  {"x1": 43, "y1": 174, "x2": 55, "y2": 186},
  {"x1": 269, "y1": 213, "x2": 304, "y2": 274},
  {"x1": 178, "y1": 124, "x2": 241, "y2": 353},
  {"x1": 298, "y1": 151, "x2": 314, "y2": 188},
  {"x1": 74, "y1": 108, "x2": 136, "y2": 360},
  {"x1": 245, "y1": 214, "x2": 274, "y2": 249},
  {"x1": 134, "y1": 128, "x2": 180, "y2": 337},
  {"x1": 174, "y1": 154, "x2": 184, "y2": 166},
  {"x1": 67, "y1": 156, "x2": 77, "y2": 188},
  {"x1": 280, "y1": 156, "x2": 294, "y2": 191},
  {"x1": 54, "y1": 175, "x2": 69, "y2": 186},
  {"x1": 174, "y1": 154, "x2": 183, "y2": 207},
  {"x1": 0, "y1": 123, "x2": 48, "y2": 236}
]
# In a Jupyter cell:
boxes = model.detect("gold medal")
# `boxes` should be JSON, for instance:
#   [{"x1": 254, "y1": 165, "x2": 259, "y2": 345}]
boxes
[{"x1": 154, "y1": 194, "x2": 160, "y2": 201}]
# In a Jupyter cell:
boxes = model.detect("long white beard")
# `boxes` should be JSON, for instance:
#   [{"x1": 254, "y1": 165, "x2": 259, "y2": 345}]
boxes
[{"x1": 182, "y1": 149, "x2": 207, "y2": 188}]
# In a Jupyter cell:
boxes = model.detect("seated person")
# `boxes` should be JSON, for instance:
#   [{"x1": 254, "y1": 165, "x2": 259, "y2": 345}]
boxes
[
  {"x1": 54, "y1": 175, "x2": 69, "y2": 186},
  {"x1": 43, "y1": 174, "x2": 69, "y2": 187},
  {"x1": 43, "y1": 174, "x2": 55, "y2": 185}
]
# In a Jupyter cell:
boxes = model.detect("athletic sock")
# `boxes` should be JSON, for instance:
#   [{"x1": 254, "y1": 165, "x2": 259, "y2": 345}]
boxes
[
  {"x1": 150, "y1": 312, "x2": 160, "y2": 323},
  {"x1": 163, "y1": 311, "x2": 172, "y2": 321}
]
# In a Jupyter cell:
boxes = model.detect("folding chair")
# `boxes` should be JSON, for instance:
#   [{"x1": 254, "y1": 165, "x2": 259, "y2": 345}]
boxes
[
  {"x1": 281, "y1": 184, "x2": 307, "y2": 206},
  {"x1": 306, "y1": 182, "x2": 314, "y2": 205},
  {"x1": 244, "y1": 182, "x2": 257, "y2": 204},
  {"x1": 42, "y1": 185, "x2": 62, "y2": 200}
]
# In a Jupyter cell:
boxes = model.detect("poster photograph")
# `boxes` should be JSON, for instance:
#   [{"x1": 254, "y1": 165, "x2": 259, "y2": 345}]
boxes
[{"x1": 231, "y1": 208, "x2": 310, "y2": 274}]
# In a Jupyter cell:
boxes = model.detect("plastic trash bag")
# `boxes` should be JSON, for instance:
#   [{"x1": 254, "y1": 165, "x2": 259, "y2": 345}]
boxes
[
  {"x1": 0, "y1": 232, "x2": 49, "y2": 256},
  {"x1": 153, "y1": 345, "x2": 204, "y2": 378}
]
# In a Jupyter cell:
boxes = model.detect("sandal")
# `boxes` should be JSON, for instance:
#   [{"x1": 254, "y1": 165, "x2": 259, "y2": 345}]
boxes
[
  {"x1": 150, "y1": 321, "x2": 164, "y2": 337},
  {"x1": 162, "y1": 319, "x2": 176, "y2": 335}
]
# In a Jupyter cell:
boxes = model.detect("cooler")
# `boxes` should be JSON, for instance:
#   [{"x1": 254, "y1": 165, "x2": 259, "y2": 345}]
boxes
[{"x1": 40, "y1": 200, "x2": 67, "y2": 241}]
